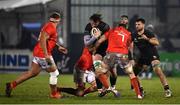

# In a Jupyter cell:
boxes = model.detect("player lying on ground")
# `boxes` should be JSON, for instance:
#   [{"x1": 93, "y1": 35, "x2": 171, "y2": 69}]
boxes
[{"x1": 57, "y1": 28, "x2": 102, "y2": 97}]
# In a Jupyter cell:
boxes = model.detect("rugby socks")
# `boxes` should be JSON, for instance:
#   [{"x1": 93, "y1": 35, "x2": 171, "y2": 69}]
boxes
[
  {"x1": 58, "y1": 87, "x2": 77, "y2": 95},
  {"x1": 110, "y1": 75, "x2": 117, "y2": 87},
  {"x1": 98, "y1": 74, "x2": 109, "y2": 89},
  {"x1": 11, "y1": 81, "x2": 17, "y2": 89},
  {"x1": 96, "y1": 78, "x2": 103, "y2": 90},
  {"x1": 131, "y1": 77, "x2": 141, "y2": 96}
]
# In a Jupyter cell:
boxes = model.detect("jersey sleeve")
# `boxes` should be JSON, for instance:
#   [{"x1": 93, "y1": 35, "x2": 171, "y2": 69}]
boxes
[
  {"x1": 104, "y1": 29, "x2": 110, "y2": 39},
  {"x1": 102, "y1": 24, "x2": 110, "y2": 34},
  {"x1": 42, "y1": 23, "x2": 55, "y2": 37},
  {"x1": 84, "y1": 24, "x2": 91, "y2": 35}
]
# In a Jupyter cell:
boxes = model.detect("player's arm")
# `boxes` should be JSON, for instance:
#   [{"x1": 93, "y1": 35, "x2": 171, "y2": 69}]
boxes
[
  {"x1": 84, "y1": 29, "x2": 101, "y2": 46},
  {"x1": 128, "y1": 42, "x2": 134, "y2": 59},
  {"x1": 94, "y1": 35, "x2": 107, "y2": 50},
  {"x1": 148, "y1": 37, "x2": 159, "y2": 46},
  {"x1": 56, "y1": 43, "x2": 68, "y2": 54},
  {"x1": 142, "y1": 34, "x2": 159, "y2": 46},
  {"x1": 128, "y1": 42, "x2": 135, "y2": 66},
  {"x1": 84, "y1": 23, "x2": 101, "y2": 46},
  {"x1": 84, "y1": 35, "x2": 97, "y2": 46},
  {"x1": 141, "y1": 30, "x2": 159, "y2": 46},
  {"x1": 39, "y1": 31, "x2": 52, "y2": 64},
  {"x1": 39, "y1": 31, "x2": 49, "y2": 57}
]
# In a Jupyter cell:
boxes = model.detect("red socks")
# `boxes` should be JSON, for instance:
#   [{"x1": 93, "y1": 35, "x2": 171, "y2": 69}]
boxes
[
  {"x1": 11, "y1": 81, "x2": 17, "y2": 89},
  {"x1": 98, "y1": 74, "x2": 109, "y2": 89},
  {"x1": 131, "y1": 77, "x2": 141, "y2": 96}
]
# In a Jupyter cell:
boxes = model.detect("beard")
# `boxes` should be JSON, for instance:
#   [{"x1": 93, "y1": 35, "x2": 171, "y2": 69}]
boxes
[
  {"x1": 119, "y1": 23, "x2": 127, "y2": 28},
  {"x1": 137, "y1": 27, "x2": 143, "y2": 32}
]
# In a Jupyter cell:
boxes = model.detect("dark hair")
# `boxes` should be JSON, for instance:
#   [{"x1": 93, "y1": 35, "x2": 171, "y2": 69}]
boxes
[
  {"x1": 136, "y1": 18, "x2": 145, "y2": 24},
  {"x1": 121, "y1": 15, "x2": 128, "y2": 19},
  {"x1": 50, "y1": 12, "x2": 61, "y2": 19},
  {"x1": 89, "y1": 14, "x2": 102, "y2": 22}
]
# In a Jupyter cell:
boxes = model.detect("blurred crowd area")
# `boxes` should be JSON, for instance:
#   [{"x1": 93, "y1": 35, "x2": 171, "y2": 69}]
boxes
[{"x1": 0, "y1": 0, "x2": 180, "y2": 53}]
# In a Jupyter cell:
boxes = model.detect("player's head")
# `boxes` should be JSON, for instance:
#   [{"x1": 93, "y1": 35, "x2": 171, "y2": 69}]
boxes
[
  {"x1": 135, "y1": 18, "x2": 145, "y2": 31},
  {"x1": 89, "y1": 13, "x2": 102, "y2": 27},
  {"x1": 120, "y1": 15, "x2": 129, "y2": 25},
  {"x1": 119, "y1": 15, "x2": 128, "y2": 28},
  {"x1": 49, "y1": 12, "x2": 61, "y2": 23}
]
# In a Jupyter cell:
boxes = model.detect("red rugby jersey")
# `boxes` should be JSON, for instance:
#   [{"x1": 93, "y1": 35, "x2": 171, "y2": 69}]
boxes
[
  {"x1": 105, "y1": 26, "x2": 131, "y2": 54},
  {"x1": 33, "y1": 22, "x2": 57, "y2": 58},
  {"x1": 76, "y1": 47, "x2": 93, "y2": 70}
]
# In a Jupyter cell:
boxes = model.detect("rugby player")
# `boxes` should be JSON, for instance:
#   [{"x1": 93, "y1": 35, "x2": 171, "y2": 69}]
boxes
[
  {"x1": 131, "y1": 18, "x2": 172, "y2": 98},
  {"x1": 93, "y1": 22, "x2": 143, "y2": 99},
  {"x1": 5, "y1": 12, "x2": 67, "y2": 99}
]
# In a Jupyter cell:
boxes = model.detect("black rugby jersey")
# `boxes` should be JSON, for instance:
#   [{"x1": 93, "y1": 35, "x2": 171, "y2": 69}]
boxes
[
  {"x1": 132, "y1": 29, "x2": 159, "y2": 59},
  {"x1": 84, "y1": 21, "x2": 110, "y2": 56}
]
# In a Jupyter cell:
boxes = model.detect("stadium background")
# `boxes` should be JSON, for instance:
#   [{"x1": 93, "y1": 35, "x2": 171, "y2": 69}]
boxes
[{"x1": 0, "y1": 0, "x2": 180, "y2": 104}]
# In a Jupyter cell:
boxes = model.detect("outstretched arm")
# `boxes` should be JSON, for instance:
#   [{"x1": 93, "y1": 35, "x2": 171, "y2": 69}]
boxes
[{"x1": 56, "y1": 43, "x2": 68, "y2": 54}]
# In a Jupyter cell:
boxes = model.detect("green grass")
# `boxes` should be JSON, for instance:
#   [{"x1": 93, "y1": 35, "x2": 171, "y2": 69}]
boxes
[{"x1": 0, "y1": 73, "x2": 180, "y2": 104}]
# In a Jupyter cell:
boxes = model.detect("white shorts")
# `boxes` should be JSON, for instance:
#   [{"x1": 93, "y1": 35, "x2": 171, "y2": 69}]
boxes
[
  {"x1": 74, "y1": 68, "x2": 95, "y2": 84},
  {"x1": 32, "y1": 56, "x2": 55, "y2": 69},
  {"x1": 84, "y1": 70, "x2": 96, "y2": 83}
]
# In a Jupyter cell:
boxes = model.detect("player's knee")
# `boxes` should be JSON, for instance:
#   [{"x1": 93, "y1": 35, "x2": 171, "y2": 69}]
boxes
[
  {"x1": 49, "y1": 69, "x2": 59, "y2": 85},
  {"x1": 125, "y1": 65, "x2": 134, "y2": 74},
  {"x1": 93, "y1": 60, "x2": 108, "y2": 75},
  {"x1": 152, "y1": 63, "x2": 161, "y2": 70}
]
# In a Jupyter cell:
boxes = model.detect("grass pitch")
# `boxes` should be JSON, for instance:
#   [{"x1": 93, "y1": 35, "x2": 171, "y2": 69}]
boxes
[{"x1": 0, "y1": 73, "x2": 180, "y2": 104}]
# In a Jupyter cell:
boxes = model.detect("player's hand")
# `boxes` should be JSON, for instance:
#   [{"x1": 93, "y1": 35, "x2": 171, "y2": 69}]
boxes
[
  {"x1": 141, "y1": 34, "x2": 149, "y2": 41},
  {"x1": 58, "y1": 46, "x2": 68, "y2": 54},
  {"x1": 45, "y1": 55, "x2": 52, "y2": 65},
  {"x1": 129, "y1": 60, "x2": 135, "y2": 66}
]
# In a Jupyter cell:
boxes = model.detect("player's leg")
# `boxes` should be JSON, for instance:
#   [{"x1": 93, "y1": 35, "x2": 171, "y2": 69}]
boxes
[
  {"x1": 46, "y1": 57, "x2": 61, "y2": 99},
  {"x1": 83, "y1": 71, "x2": 97, "y2": 96},
  {"x1": 97, "y1": 53, "x2": 121, "y2": 97},
  {"x1": 131, "y1": 59, "x2": 146, "y2": 95},
  {"x1": 94, "y1": 62, "x2": 111, "y2": 97},
  {"x1": 93, "y1": 54, "x2": 103, "y2": 93},
  {"x1": 147, "y1": 66, "x2": 153, "y2": 79},
  {"x1": 151, "y1": 60, "x2": 172, "y2": 97},
  {"x1": 93, "y1": 54, "x2": 109, "y2": 90},
  {"x1": 6, "y1": 59, "x2": 41, "y2": 97},
  {"x1": 125, "y1": 63, "x2": 142, "y2": 99},
  {"x1": 109, "y1": 65, "x2": 117, "y2": 90},
  {"x1": 58, "y1": 65, "x2": 88, "y2": 97}
]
